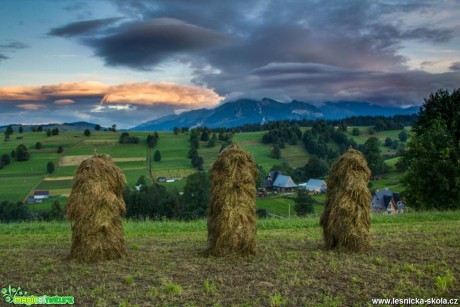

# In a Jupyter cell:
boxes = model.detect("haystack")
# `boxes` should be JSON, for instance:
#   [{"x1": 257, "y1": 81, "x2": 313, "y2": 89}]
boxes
[
  {"x1": 66, "y1": 154, "x2": 127, "y2": 262},
  {"x1": 207, "y1": 144, "x2": 258, "y2": 256},
  {"x1": 320, "y1": 148, "x2": 372, "y2": 252}
]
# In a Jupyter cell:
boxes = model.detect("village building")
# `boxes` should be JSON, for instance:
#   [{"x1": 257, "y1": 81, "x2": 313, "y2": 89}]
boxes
[
  {"x1": 272, "y1": 174, "x2": 298, "y2": 192},
  {"x1": 33, "y1": 190, "x2": 49, "y2": 200},
  {"x1": 371, "y1": 188, "x2": 405, "y2": 214},
  {"x1": 298, "y1": 179, "x2": 327, "y2": 194}
]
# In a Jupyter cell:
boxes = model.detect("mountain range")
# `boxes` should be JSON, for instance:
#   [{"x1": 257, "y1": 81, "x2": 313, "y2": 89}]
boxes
[{"x1": 132, "y1": 98, "x2": 419, "y2": 131}]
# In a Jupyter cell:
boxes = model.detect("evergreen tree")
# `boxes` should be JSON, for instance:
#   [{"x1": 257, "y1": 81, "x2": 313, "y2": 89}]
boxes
[
  {"x1": 271, "y1": 144, "x2": 281, "y2": 159},
  {"x1": 47, "y1": 161, "x2": 55, "y2": 174},
  {"x1": 84, "y1": 129, "x2": 91, "y2": 136},
  {"x1": 154, "y1": 150, "x2": 161, "y2": 162}
]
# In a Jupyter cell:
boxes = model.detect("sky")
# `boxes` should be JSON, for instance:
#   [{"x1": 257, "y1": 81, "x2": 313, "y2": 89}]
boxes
[{"x1": 0, "y1": 0, "x2": 459, "y2": 128}]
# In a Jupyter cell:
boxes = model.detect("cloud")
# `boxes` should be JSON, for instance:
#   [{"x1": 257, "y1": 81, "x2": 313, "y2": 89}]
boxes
[
  {"x1": 101, "y1": 82, "x2": 222, "y2": 107},
  {"x1": 0, "y1": 41, "x2": 29, "y2": 50},
  {"x1": 86, "y1": 18, "x2": 228, "y2": 70},
  {"x1": 0, "y1": 40, "x2": 29, "y2": 63},
  {"x1": 0, "y1": 81, "x2": 222, "y2": 108},
  {"x1": 40, "y1": 81, "x2": 109, "y2": 98},
  {"x1": 0, "y1": 86, "x2": 45, "y2": 100},
  {"x1": 48, "y1": 17, "x2": 123, "y2": 37},
  {"x1": 54, "y1": 99, "x2": 75, "y2": 105},
  {"x1": 449, "y1": 62, "x2": 460, "y2": 71},
  {"x1": 17, "y1": 103, "x2": 46, "y2": 110}
]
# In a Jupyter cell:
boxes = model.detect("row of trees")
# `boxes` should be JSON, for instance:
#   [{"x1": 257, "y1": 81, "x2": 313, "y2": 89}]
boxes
[{"x1": 0, "y1": 200, "x2": 64, "y2": 222}]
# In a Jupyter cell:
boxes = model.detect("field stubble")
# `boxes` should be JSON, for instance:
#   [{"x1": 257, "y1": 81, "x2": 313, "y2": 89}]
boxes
[{"x1": 0, "y1": 212, "x2": 458, "y2": 306}]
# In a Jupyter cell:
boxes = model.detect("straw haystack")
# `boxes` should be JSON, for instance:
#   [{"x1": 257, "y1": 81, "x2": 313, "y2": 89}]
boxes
[
  {"x1": 320, "y1": 149, "x2": 372, "y2": 252},
  {"x1": 207, "y1": 144, "x2": 258, "y2": 256},
  {"x1": 66, "y1": 154, "x2": 127, "y2": 262}
]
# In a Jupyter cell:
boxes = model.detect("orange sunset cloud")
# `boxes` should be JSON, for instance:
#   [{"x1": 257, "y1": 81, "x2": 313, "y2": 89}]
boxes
[
  {"x1": 101, "y1": 82, "x2": 223, "y2": 107},
  {"x1": 0, "y1": 81, "x2": 223, "y2": 108},
  {"x1": 17, "y1": 103, "x2": 46, "y2": 110}
]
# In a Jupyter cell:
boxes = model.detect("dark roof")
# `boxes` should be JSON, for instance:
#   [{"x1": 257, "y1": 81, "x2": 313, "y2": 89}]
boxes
[{"x1": 34, "y1": 190, "x2": 49, "y2": 196}]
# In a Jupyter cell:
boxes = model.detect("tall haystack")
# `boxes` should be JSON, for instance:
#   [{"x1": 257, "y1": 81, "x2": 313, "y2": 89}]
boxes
[
  {"x1": 207, "y1": 144, "x2": 258, "y2": 256},
  {"x1": 320, "y1": 148, "x2": 372, "y2": 252},
  {"x1": 66, "y1": 154, "x2": 127, "y2": 262}
]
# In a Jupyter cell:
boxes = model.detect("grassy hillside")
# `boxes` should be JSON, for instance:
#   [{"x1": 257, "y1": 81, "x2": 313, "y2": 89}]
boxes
[
  {"x1": 0, "y1": 127, "x2": 408, "y2": 204},
  {"x1": 1, "y1": 211, "x2": 458, "y2": 306}
]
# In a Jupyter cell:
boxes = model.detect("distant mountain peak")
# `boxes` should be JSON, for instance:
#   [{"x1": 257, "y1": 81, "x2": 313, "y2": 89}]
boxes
[{"x1": 131, "y1": 98, "x2": 418, "y2": 131}]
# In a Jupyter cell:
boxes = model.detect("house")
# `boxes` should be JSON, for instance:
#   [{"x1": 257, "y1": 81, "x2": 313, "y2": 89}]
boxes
[
  {"x1": 301, "y1": 179, "x2": 327, "y2": 194},
  {"x1": 157, "y1": 176, "x2": 166, "y2": 182},
  {"x1": 33, "y1": 190, "x2": 49, "y2": 200},
  {"x1": 371, "y1": 188, "x2": 405, "y2": 214},
  {"x1": 272, "y1": 175, "x2": 298, "y2": 192},
  {"x1": 264, "y1": 170, "x2": 281, "y2": 190}
]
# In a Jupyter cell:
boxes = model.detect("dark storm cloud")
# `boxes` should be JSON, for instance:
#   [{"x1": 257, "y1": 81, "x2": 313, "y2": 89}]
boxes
[
  {"x1": 51, "y1": 0, "x2": 460, "y2": 106},
  {"x1": 449, "y1": 62, "x2": 460, "y2": 71},
  {"x1": 48, "y1": 17, "x2": 123, "y2": 37},
  {"x1": 0, "y1": 54, "x2": 8, "y2": 62},
  {"x1": 87, "y1": 18, "x2": 228, "y2": 70}
]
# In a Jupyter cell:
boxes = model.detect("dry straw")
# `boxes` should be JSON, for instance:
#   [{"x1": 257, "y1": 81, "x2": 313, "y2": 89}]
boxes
[
  {"x1": 320, "y1": 148, "x2": 372, "y2": 252},
  {"x1": 207, "y1": 144, "x2": 258, "y2": 256},
  {"x1": 66, "y1": 154, "x2": 127, "y2": 262}
]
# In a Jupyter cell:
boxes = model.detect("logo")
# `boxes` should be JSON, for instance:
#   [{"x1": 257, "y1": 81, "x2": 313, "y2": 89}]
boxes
[{"x1": 2, "y1": 285, "x2": 74, "y2": 305}]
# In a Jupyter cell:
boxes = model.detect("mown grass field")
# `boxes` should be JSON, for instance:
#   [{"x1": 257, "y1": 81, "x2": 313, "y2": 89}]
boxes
[
  {"x1": 0, "y1": 211, "x2": 458, "y2": 306},
  {"x1": 1, "y1": 127, "x2": 408, "y2": 206}
]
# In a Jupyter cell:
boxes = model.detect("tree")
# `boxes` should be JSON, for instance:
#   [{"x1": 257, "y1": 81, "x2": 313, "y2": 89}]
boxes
[
  {"x1": 57, "y1": 146, "x2": 64, "y2": 154},
  {"x1": 51, "y1": 128, "x2": 59, "y2": 135},
  {"x1": 352, "y1": 128, "x2": 360, "y2": 136},
  {"x1": 18, "y1": 126, "x2": 24, "y2": 134},
  {"x1": 305, "y1": 155, "x2": 328, "y2": 178},
  {"x1": 384, "y1": 137, "x2": 393, "y2": 147},
  {"x1": 5, "y1": 125, "x2": 13, "y2": 137},
  {"x1": 15, "y1": 144, "x2": 30, "y2": 161},
  {"x1": 49, "y1": 200, "x2": 64, "y2": 221},
  {"x1": 294, "y1": 189, "x2": 315, "y2": 216},
  {"x1": 362, "y1": 137, "x2": 386, "y2": 177},
  {"x1": 271, "y1": 144, "x2": 281, "y2": 159},
  {"x1": 398, "y1": 130, "x2": 408, "y2": 142},
  {"x1": 154, "y1": 150, "x2": 161, "y2": 162},
  {"x1": 1, "y1": 154, "x2": 10, "y2": 166},
  {"x1": 35, "y1": 142, "x2": 42, "y2": 150},
  {"x1": 46, "y1": 129, "x2": 51, "y2": 137},
  {"x1": 200, "y1": 130, "x2": 209, "y2": 141},
  {"x1": 173, "y1": 127, "x2": 180, "y2": 135},
  {"x1": 95, "y1": 124, "x2": 101, "y2": 131},
  {"x1": 111, "y1": 124, "x2": 117, "y2": 132},
  {"x1": 181, "y1": 172, "x2": 210, "y2": 219},
  {"x1": 256, "y1": 164, "x2": 268, "y2": 189},
  {"x1": 47, "y1": 161, "x2": 55, "y2": 174},
  {"x1": 401, "y1": 89, "x2": 460, "y2": 210},
  {"x1": 84, "y1": 129, "x2": 91, "y2": 137}
]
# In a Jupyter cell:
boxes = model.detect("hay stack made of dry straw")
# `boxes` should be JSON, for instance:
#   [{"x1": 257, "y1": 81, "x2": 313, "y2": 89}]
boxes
[
  {"x1": 320, "y1": 148, "x2": 372, "y2": 252},
  {"x1": 66, "y1": 154, "x2": 127, "y2": 262},
  {"x1": 207, "y1": 144, "x2": 258, "y2": 257}
]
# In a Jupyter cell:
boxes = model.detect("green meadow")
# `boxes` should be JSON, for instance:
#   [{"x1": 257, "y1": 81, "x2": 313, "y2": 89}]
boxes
[{"x1": 1, "y1": 128, "x2": 407, "y2": 213}]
